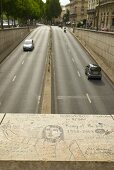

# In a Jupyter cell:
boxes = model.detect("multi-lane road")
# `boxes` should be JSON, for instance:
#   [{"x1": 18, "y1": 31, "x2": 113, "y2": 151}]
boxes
[
  {"x1": 52, "y1": 26, "x2": 114, "y2": 114},
  {"x1": 0, "y1": 26, "x2": 50, "y2": 113},
  {"x1": 0, "y1": 26, "x2": 114, "y2": 114}
]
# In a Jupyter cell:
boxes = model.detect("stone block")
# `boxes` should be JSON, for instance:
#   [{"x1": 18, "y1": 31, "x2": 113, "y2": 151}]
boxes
[{"x1": 0, "y1": 114, "x2": 114, "y2": 170}]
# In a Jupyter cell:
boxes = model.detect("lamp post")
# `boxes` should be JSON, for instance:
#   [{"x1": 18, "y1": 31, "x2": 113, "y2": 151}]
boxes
[
  {"x1": 96, "y1": 0, "x2": 100, "y2": 31},
  {"x1": 0, "y1": 0, "x2": 3, "y2": 29}
]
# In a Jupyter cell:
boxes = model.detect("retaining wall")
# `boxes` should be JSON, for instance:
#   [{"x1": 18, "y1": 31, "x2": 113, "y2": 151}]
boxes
[
  {"x1": 73, "y1": 28, "x2": 114, "y2": 72},
  {"x1": 0, "y1": 28, "x2": 30, "y2": 63}
]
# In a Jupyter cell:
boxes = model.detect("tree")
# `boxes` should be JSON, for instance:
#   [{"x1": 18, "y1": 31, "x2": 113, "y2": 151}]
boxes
[
  {"x1": 63, "y1": 9, "x2": 69, "y2": 23},
  {"x1": 0, "y1": 0, "x2": 45, "y2": 28},
  {"x1": 45, "y1": 0, "x2": 62, "y2": 23}
]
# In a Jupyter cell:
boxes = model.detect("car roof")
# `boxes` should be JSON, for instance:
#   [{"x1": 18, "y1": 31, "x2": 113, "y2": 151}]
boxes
[{"x1": 24, "y1": 39, "x2": 33, "y2": 43}]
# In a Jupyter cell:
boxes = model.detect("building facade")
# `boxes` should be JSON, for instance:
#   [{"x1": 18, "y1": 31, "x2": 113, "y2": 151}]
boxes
[
  {"x1": 69, "y1": 0, "x2": 88, "y2": 26},
  {"x1": 87, "y1": 0, "x2": 98, "y2": 28},
  {"x1": 87, "y1": 0, "x2": 114, "y2": 31},
  {"x1": 97, "y1": 0, "x2": 114, "y2": 31}
]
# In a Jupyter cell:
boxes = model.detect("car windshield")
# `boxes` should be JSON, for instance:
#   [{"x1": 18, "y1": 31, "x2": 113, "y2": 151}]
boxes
[{"x1": 90, "y1": 66, "x2": 101, "y2": 72}]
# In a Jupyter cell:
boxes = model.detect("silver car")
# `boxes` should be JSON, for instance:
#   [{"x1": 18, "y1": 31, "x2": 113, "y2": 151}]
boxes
[{"x1": 23, "y1": 39, "x2": 34, "y2": 51}]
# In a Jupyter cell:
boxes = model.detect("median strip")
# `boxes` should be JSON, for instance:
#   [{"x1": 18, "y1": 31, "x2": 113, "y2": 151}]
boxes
[{"x1": 40, "y1": 27, "x2": 51, "y2": 114}]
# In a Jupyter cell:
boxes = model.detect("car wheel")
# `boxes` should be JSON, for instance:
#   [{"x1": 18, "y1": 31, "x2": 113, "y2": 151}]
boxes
[{"x1": 88, "y1": 77, "x2": 90, "y2": 80}]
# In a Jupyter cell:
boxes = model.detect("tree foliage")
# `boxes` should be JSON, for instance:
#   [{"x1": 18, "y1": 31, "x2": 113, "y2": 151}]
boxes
[
  {"x1": 45, "y1": 0, "x2": 62, "y2": 22},
  {"x1": 0, "y1": 0, "x2": 44, "y2": 27},
  {"x1": 63, "y1": 9, "x2": 69, "y2": 23},
  {"x1": 0, "y1": 0, "x2": 62, "y2": 28}
]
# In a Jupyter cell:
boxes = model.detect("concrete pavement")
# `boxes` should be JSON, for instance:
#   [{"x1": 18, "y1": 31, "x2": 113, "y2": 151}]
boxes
[{"x1": 0, "y1": 114, "x2": 114, "y2": 169}]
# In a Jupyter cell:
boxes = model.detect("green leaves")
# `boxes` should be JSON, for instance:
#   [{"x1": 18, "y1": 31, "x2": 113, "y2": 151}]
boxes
[
  {"x1": 45, "y1": 0, "x2": 62, "y2": 21},
  {"x1": 0, "y1": 0, "x2": 62, "y2": 26},
  {"x1": 0, "y1": 0, "x2": 44, "y2": 23}
]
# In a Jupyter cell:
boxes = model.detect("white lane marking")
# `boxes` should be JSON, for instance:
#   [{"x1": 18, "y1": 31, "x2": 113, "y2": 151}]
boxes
[
  {"x1": 86, "y1": 93, "x2": 91, "y2": 103},
  {"x1": 38, "y1": 96, "x2": 41, "y2": 104},
  {"x1": 12, "y1": 75, "x2": 16, "y2": 82},
  {"x1": 77, "y1": 71, "x2": 81, "y2": 77},
  {"x1": 72, "y1": 58, "x2": 75, "y2": 63},
  {"x1": 57, "y1": 96, "x2": 86, "y2": 99},
  {"x1": 22, "y1": 60, "x2": 24, "y2": 65}
]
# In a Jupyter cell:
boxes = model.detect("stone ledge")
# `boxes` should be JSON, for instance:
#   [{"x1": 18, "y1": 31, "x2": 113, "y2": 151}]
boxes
[
  {"x1": 0, "y1": 161, "x2": 114, "y2": 170},
  {"x1": 0, "y1": 114, "x2": 114, "y2": 162}
]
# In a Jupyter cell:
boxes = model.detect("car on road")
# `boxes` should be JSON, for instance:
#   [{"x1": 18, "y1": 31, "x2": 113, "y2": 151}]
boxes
[
  {"x1": 85, "y1": 64, "x2": 102, "y2": 80},
  {"x1": 23, "y1": 39, "x2": 34, "y2": 51},
  {"x1": 64, "y1": 27, "x2": 66, "y2": 33}
]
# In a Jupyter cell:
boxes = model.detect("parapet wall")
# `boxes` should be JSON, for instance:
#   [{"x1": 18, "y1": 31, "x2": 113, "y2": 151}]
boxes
[
  {"x1": 0, "y1": 28, "x2": 30, "y2": 63},
  {"x1": 0, "y1": 114, "x2": 114, "y2": 170},
  {"x1": 73, "y1": 28, "x2": 114, "y2": 72}
]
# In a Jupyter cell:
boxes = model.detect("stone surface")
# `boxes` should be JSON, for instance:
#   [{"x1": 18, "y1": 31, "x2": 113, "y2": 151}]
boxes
[
  {"x1": 0, "y1": 114, "x2": 5, "y2": 123},
  {"x1": 0, "y1": 114, "x2": 114, "y2": 161}
]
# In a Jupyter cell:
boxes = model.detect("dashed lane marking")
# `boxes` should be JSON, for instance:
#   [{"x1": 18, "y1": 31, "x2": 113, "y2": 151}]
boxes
[
  {"x1": 22, "y1": 60, "x2": 24, "y2": 65},
  {"x1": 86, "y1": 93, "x2": 92, "y2": 103},
  {"x1": 72, "y1": 58, "x2": 75, "y2": 63},
  {"x1": 38, "y1": 96, "x2": 41, "y2": 104},
  {"x1": 77, "y1": 71, "x2": 81, "y2": 77},
  {"x1": 12, "y1": 75, "x2": 16, "y2": 82}
]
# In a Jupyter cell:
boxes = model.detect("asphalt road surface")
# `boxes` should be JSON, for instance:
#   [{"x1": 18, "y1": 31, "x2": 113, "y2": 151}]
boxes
[
  {"x1": 0, "y1": 26, "x2": 114, "y2": 114},
  {"x1": 0, "y1": 26, "x2": 50, "y2": 113},
  {"x1": 52, "y1": 26, "x2": 114, "y2": 114}
]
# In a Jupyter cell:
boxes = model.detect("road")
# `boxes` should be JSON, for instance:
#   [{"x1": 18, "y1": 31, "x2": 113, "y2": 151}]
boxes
[
  {"x1": 0, "y1": 26, "x2": 114, "y2": 114},
  {"x1": 0, "y1": 26, "x2": 50, "y2": 113},
  {"x1": 52, "y1": 26, "x2": 114, "y2": 114}
]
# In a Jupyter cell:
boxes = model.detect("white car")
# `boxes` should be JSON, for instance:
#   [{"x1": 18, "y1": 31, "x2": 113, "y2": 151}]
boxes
[{"x1": 23, "y1": 39, "x2": 34, "y2": 51}]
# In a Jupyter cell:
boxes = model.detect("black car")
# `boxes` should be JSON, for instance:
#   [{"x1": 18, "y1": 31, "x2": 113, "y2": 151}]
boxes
[{"x1": 85, "y1": 64, "x2": 102, "y2": 80}]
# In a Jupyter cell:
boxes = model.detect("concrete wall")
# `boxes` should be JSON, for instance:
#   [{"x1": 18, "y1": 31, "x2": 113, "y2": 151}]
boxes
[
  {"x1": 0, "y1": 28, "x2": 30, "y2": 63},
  {"x1": 73, "y1": 28, "x2": 114, "y2": 72}
]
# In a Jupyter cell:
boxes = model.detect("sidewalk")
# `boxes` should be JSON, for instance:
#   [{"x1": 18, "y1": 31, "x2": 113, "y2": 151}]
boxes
[{"x1": 0, "y1": 114, "x2": 114, "y2": 169}]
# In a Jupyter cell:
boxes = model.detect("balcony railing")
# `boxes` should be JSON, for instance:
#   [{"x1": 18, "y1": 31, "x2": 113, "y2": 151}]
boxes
[
  {"x1": 100, "y1": 0, "x2": 114, "y2": 5},
  {"x1": 70, "y1": 11, "x2": 77, "y2": 16},
  {"x1": 87, "y1": 9, "x2": 96, "y2": 14}
]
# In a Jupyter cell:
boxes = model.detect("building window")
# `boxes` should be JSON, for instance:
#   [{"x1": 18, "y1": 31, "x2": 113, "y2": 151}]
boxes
[
  {"x1": 112, "y1": 10, "x2": 114, "y2": 15},
  {"x1": 112, "y1": 18, "x2": 114, "y2": 26}
]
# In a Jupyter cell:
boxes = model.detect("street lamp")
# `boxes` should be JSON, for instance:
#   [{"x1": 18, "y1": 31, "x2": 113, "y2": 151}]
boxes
[{"x1": 0, "y1": 0, "x2": 3, "y2": 29}]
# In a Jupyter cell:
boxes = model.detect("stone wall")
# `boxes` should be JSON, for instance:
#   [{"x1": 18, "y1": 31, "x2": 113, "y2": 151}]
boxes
[
  {"x1": 73, "y1": 28, "x2": 114, "y2": 72},
  {"x1": 0, "y1": 28, "x2": 30, "y2": 63},
  {"x1": 0, "y1": 114, "x2": 114, "y2": 170}
]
